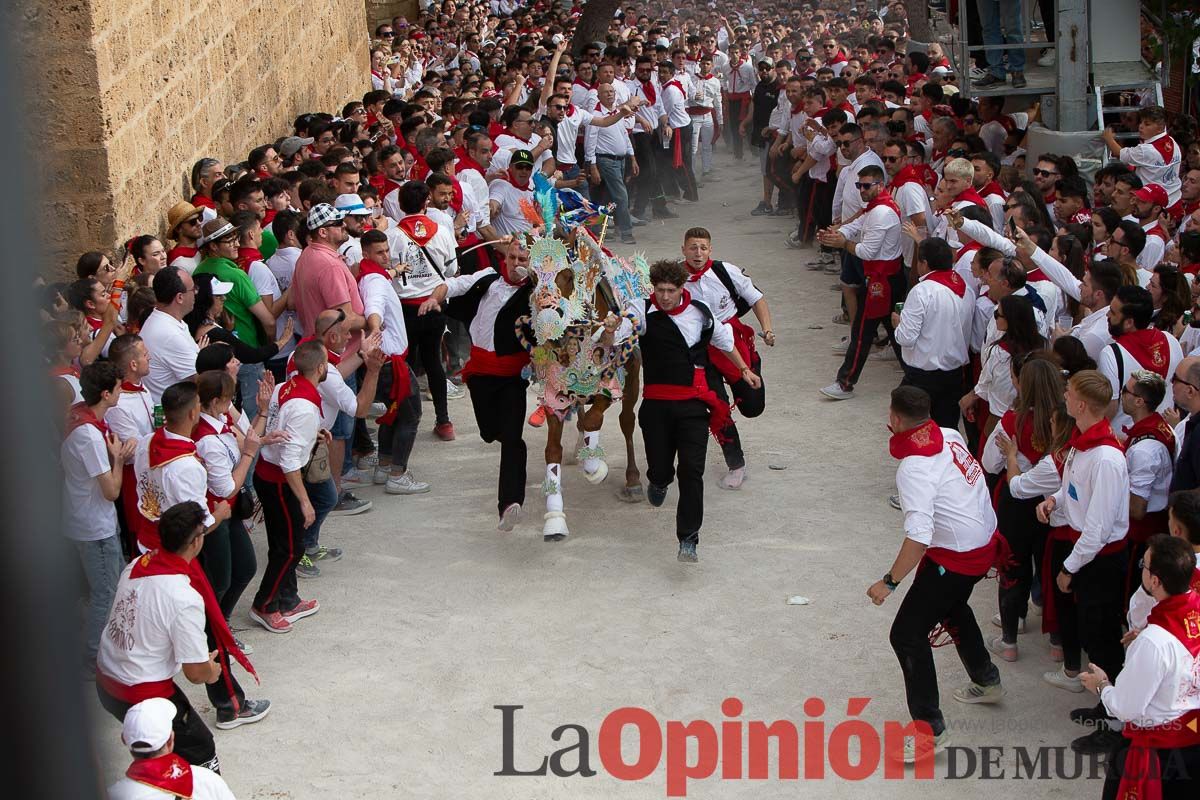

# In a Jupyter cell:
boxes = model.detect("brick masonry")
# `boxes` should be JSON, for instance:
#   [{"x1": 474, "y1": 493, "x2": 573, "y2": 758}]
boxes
[{"x1": 17, "y1": 0, "x2": 369, "y2": 276}]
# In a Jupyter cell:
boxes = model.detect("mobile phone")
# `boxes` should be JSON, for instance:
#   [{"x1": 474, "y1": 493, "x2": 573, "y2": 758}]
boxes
[{"x1": 1008, "y1": 217, "x2": 1017, "y2": 236}]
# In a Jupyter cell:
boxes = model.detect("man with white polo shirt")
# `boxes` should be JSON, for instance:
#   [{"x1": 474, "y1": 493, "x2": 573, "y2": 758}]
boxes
[
  {"x1": 1131, "y1": 183, "x2": 1171, "y2": 270},
  {"x1": 868, "y1": 386, "x2": 1006, "y2": 764},
  {"x1": 1098, "y1": 285, "x2": 1182, "y2": 433},
  {"x1": 818, "y1": 163, "x2": 903, "y2": 400},
  {"x1": 139, "y1": 268, "x2": 199, "y2": 403},
  {"x1": 108, "y1": 697, "x2": 236, "y2": 799},
  {"x1": 1119, "y1": 370, "x2": 1175, "y2": 588}
]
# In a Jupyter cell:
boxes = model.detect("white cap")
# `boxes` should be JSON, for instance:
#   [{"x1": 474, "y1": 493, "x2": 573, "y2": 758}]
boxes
[
  {"x1": 122, "y1": 698, "x2": 175, "y2": 754},
  {"x1": 931, "y1": 66, "x2": 952, "y2": 76},
  {"x1": 334, "y1": 194, "x2": 373, "y2": 216},
  {"x1": 210, "y1": 278, "x2": 235, "y2": 296}
]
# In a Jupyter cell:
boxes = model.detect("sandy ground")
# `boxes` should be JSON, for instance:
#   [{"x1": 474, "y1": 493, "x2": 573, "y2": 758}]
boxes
[{"x1": 88, "y1": 150, "x2": 1105, "y2": 798}]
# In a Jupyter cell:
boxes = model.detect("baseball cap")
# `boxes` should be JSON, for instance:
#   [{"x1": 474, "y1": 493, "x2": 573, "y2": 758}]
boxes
[
  {"x1": 279, "y1": 135, "x2": 315, "y2": 159},
  {"x1": 210, "y1": 278, "x2": 234, "y2": 296},
  {"x1": 931, "y1": 66, "x2": 952, "y2": 76},
  {"x1": 1132, "y1": 183, "x2": 1168, "y2": 208},
  {"x1": 758, "y1": 59, "x2": 774, "y2": 69},
  {"x1": 334, "y1": 194, "x2": 373, "y2": 216},
  {"x1": 510, "y1": 149, "x2": 535, "y2": 168},
  {"x1": 122, "y1": 698, "x2": 175, "y2": 754},
  {"x1": 307, "y1": 203, "x2": 347, "y2": 231}
]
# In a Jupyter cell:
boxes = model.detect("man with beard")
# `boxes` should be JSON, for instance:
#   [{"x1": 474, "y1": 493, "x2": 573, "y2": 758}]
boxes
[{"x1": 333, "y1": 194, "x2": 373, "y2": 270}]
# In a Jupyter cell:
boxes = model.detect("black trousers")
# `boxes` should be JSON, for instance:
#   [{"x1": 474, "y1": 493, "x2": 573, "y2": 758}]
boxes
[
  {"x1": 402, "y1": 304, "x2": 450, "y2": 426},
  {"x1": 631, "y1": 131, "x2": 668, "y2": 217},
  {"x1": 1050, "y1": 542, "x2": 1126, "y2": 679},
  {"x1": 901, "y1": 365, "x2": 964, "y2": 431},
  {"x1": 376, "y1": 360, "x2": 421, "y2": 472},
  {"x1": 995, "y1": 481, "x2": 1048, "y2": 642},
  {"x1": 97, "y1": 682, "x2": 219, "y2": 771},
  {"x1": 467, "y1": 374, "x2": 528, "y2": 517},
  {"x1": 659, "y1": 124, "x2": 698, "y2": 202},
  {"x1": 799, "y1": 177, "x2": 835, "y2": 241},
  {"x1": 889, "y1": 560, "x2": 1000, "y2": 736},
  {"x1": 199, "y1": 519, "x2": 257, "y2": 621},
  {"x1": 704, "y1": 358, "x2": 765, "y2": 471},
  {"x1": 639, "y1": 398, "x2": 709, "y2": 542},
  {"x1": 768, "y1": 151, "x2": 797, "y2": 211},
  {"x1": 725, "y1": 96, "x2": 750, "y2": 159},
  {"x1": 252, "y1": 473, "x2": 305, "y2": 614},
  {"x1": 204, "y1": 624, "x2": 245, "y2": 714},
  {"x1": 835, "y1": 268, "x2": 906, "y2": 390},
  {"x1": 1103, "y1": 740, "x2": 1200, "y2": 800}
]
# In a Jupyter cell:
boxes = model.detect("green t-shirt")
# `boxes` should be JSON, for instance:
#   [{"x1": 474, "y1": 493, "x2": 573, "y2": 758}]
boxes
[
  {"x1": 194, "y1": 256, "x2": 266, "y2": 347},
  {"x1": 260, "y1": 227, "x2": 278, "y2": 260}
]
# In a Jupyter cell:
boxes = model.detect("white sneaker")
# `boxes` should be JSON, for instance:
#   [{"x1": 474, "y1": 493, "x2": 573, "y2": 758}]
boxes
[
  {"x1": 890, "y1": 729, "x2": 951, "y2": 764},
  {"x1": 385, "y1": 472, "x2": 431, "y2": 494},
  {"x1": 888, "y1": 494, "x2": 902, "y2": 510},
  {"x1": 953, "y1": 680, "x2": 1007, "y2": 704},
  {"x1": 990, "y1": 613, "x2": 1026, "y2": 634},
  {"x1": 969, "y1": 66, "x2": 988, "y2": 80},
  {"x1": 1037, "y1": 49, "x2": 1055, "y2": 67},
  {"x1": 498, "y1": 503, "x2": 523, "y2": 532},
  {"x1": 369, "y1": 402, "x2": 387, "y2": 417},
  {"x1": 831, "y1": 336, "x2": 849, "y2": 353},
  {"x1": 718, "y1": 466, "x2": 746, "y2": 490},
  {"x1": 340, "y1": 468, "x2": 372, "y2": 489},
  {"x1": 869, "y1": 346, "x2": 895, "y2": 361},
  {"x1": 372, "y1": 466, "x2": 390, "y2": 485},
  {"x1": 819, "y1": 382, "x2": 854, "y2": 400},
  {"x1": 445, "y1": 380, "x2": 466, "y2": 400},
  {"x1": 355, "y1": 451, "x2": 379, "y2": 470},
  {"x1": 1042, "y1": 667, "x2": 1085, "y2": 693}
]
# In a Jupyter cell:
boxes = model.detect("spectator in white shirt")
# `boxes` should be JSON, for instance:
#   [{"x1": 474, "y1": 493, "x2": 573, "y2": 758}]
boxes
[
  {"x1": 107, "y1": 697, "x2": 236, "y2": 799},
  {"x1": 585, "y1": 82, "x2": 639, "y2": 244},
  {"x1": 61, "y1": 361, "x2": 136, "y2": 673},
  {"x1": 140, "y1": 268, "x2": 200, "y2": 403}
]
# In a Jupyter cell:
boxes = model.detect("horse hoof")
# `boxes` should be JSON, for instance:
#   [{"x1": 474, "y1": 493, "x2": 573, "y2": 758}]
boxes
[
  {"x1": 584, "y1": 460, "x2": 609, "y2": 484},
  {"x1": 616, "y1": 484, "x2": 644, "y2": 503},
  {"x1": 543, "y1": 511, "x2": 569, "y2": 539}
]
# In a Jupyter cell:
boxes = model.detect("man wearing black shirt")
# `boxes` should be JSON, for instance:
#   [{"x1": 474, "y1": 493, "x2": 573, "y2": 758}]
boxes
[
  {"x1": 1168, "y1": 356, "x2": 1200, "y2": 492},
  {"x1": 745, "y1": 59, "x2": 785, "y2": 216}
]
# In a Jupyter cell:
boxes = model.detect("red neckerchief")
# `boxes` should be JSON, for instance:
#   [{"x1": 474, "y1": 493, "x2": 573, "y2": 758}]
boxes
[
  {"x1": 457, "y1": 151, "x2": 488, "y2": 176},
  {"x1": 890, "y1": 165, "x2": 925, "y2": 191},
  {"x1": 487, "y1": 120, "x2": 506, "y2": 141},
  {"x1": 953, "y1": 187, "x2": 987, "y2": 208},
  {"x1": 922, "y1": 268, "x2": 966, "y2": 297},
  {"x1": 1043, "y1": 190, "x2": 1057, "y2": 205},
  {"x1": 236, "y1": 246, "x2": 263, "y2": 273},
  {"x1": 190, "y1": 193, "x2": 215, "y2": 210},
  {"x1": 1117, "y1": 328, "x2": 1171, "y2": 378},
  {"x1": 356, "y1": 258, "x2": 391, "y2": 283},
  {"x1": 371, "y1": 69, "x2": 386, "y2": 82},
  {"x1": 1025, "y1": 265, "x2": 1050, "y2": 282},
  {"x1": 979, "y1": 180, "x2": 1006, "y2": 199},
  {"x1": 920, "y1": 108, "x2": 933, "y2": 123},
  {"x1": 148, "y1": 427, "x2": 197, "y2": 469},
  {"x1": 65, "y1": 402, "x2": 107, "y2": 437},
  {"x1": 1182, "y1": 260, "x2": 1200, "y2": 278},
  {"x1": 262, "y1": 209, "x2": 277, "y2": 227},
  {"x1": 1067, "y1": 418, "x2": 1124, "y2": 453},
  {"x1": 573, "y1": 78, "x2": 596, "y2": 92},
  {"x1": 167, "y1": 245, "x2": 198, "y2": 262},
  {"x1": 494, "y1": 251, "x2": 528, "y2": 287},
  {"x1": 1145, "y1": 221, "x2": 1169, "y2": 242},
  {"x1": 930, "y1": 148, "x2": 946, "y2": 165},
  {"x1": 957, "y1": 240, "x2": 982, "y2": 261},
  {"x1": 192, "y1": 412, "x2": 233, "y2": 441},
  {"x1": 448, "y1": 176, "x2": 464, "y2": 213},
  {"x1": 828, "y1": 51, "x2": 848, "y2": 65},
  {"x1": 51, "y1": 364, "x2": 80, "y2": 379},
  {"x1": 285, "y1": 341, "x2": 340, "y2": 373},
  {"x1": 1000, "y1": 410, "x2": 1044, "y2": 465},
  {"x1": 790, "y1": 100, "x2": 804, "y2": 116},
  {"x1": 1144, "y1": 130, "x2": 1177, "y2": 164},
  {"x1": 866, "y1": 189, "x2": 901, "y2": 217},
  {"x1": 502, "y1": 168, "x2": 531, "y2": 191},
  {"x1": 85, "y1": 315, "x2": 103, "y2": 332},
  {"x1": 651, "y1": 288, "x2": 692, "y2": 316},
  {"x1": 124, "y1": 753, "x2": 193, "y2": 797},
  {"x1": 664, "y1": 79, "x2": 684, "y2": 97},
  {"x1": 503, "y1": 128, "x2": 532, "y2": 145},
  {"x1": 917, "y1": 164, "x2": 939, "y2": 193},
  {"x1": 1123, "y1": 412, "x2": 1176, "y2": 452},
  {"x1": 279, "y1": 373, "x2": 323, "y2": 407},
  {"x1": 686, "y1": 260, "x2": 712, "y2": 282},
  {"x1": 889, "y1": 419, "x2": 943, "y2": 459},
  {"x1": 121, "y1": 381, "x2": 146, "y2": 393},
  {"x1": 699, "y1": 73, "x2": 715, "y2": 81},
  {"x1": 1147, "y1": 590, "x2": 1200, "y2": 656},
  {"x1": 398, "y1": 213, "x2": 438, "y2": 245},
  {"x1": 1183, "y1": 198, "x2": 1199, "y2": 216},
  {"x1": 640, "y1": 80, "x2": 657, "y2": 105},
  {"x1": 130, "y1": 548, "x2": 257, "y2": 688},
  {"x1": 907, "y1": 73, "x2": 927, "y2": 91}
]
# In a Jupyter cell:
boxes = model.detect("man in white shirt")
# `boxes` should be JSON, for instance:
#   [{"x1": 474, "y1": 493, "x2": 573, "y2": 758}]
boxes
[
  {"x1": 817, "y1": 164, "x2": 902, "y2": 400},
  {"x1": 140, "y1": 268, "x2": 199, "y2": 403},
  {"x1": 1036, "y1": 371, "x2": 1130, "y2": 734},
  {"x1": 107, "y1": 697, "x2": 236, "y2": 799},
  {"x1": 1131, "y1": 183, "x2": 1171, "y2": 270},
  {"x1": 868, "y1": 386, "x2": 1006, "y2": 763},
  {"x1": 1102, "y1": 105, "x2": 1183, "y2": 210},
  {"x1": 686, "y1": 55, "x2": 723, "y2": 180},
  {"x1": 828, "y1": 123, "x2": 885, "y2": 332},
  {"x1": 585, "y1": 82, "x2": 639, "y2": 245},
  {"x1": 1098, "y1": 285, "x2": 1182, "y2": 433},
  {"x1": 1120, "y1": 371, "x2": 1175, "y2": 568},
  {"x1": 892, "y1": 238, "x2": 970, "y2": 428},
  {"x1": 487, "y1": 149, "x2": 538, "y2": 237},
  {"x1": 656, "y1": 60, "x2": 698, "y2": 203},
  {"x1": 62, "y1": 361, "x2": 136, "y2": 672}
]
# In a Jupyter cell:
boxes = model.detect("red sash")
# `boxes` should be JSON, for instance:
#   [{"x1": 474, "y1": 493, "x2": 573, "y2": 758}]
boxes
[
  {"x1": 889, "y1": 165, "x2": 925, "y2": 192},
  {"x1": 124, "y1": 753, "x2": 193, "y2": 797},
  {"x1": 862, "y1": 192, "x2": 903, "y2": 318},
  {"x1": 1117, "y1": 328, "x2": 1172, "y2": 378},
  {"x1": 643, "y1": 367, "x2": 733, "y2": 443},
  {"x1": 1145, "y1": 132, "x2": 1178, "y2": 166},
  {"x1": 926, "y1": 530, "x2": 1011, "y2": 578},
  {"x1": 460, "y1": 345, "x2": 530, "y2": 381},
  {"x1": 1117, "y1": 591, "x2": 1200, "y2": 800},
  {"x1": 376, "y1": 353, "x2": 412, "y2": 427},
  {"x1": 707, "y1": 316, "x2": 758, "y2": 387}
]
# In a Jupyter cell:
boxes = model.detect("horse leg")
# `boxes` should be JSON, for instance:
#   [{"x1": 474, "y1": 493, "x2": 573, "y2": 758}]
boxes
[
  {"x1": 573, "y1": 396, "x2": 610, "y2": 484},
  {"x1": 542, "y1": 414, "x2": 569, "y2": 541},
  {"x1": 617, "y1": 352, "x2": 644, "y2": 502},
  {"x1": 564, "y1": 408, "x2": 584, "y2": 465}
]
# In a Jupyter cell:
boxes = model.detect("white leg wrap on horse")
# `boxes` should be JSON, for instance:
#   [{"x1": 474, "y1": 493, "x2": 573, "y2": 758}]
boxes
[
  {"x1": 543, "y1": 463, "x2": 564, "y2": 513},
  {"x1": 581, "y1": 431, "x2": 602, "y2": 473}
]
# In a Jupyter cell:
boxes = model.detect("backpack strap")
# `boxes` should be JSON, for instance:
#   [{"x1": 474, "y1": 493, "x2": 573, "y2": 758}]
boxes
[{"x1": 710, "y1": 260, "x2": 753, "y2": 318}]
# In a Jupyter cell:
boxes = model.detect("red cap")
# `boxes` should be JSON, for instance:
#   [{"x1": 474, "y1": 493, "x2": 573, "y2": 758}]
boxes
[{"x1": 1132, "y1": 183, "x2": 1168, "y2": 207}]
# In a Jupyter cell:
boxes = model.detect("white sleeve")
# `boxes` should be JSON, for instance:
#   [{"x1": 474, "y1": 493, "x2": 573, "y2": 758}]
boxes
[
  {"x1": 896, "y1": 461, "x2": 936, "y2": 544},
  {"x1": 959, "y1": 218, "x2": 1016, "y2": 256},
  {"x1": 893, "y1": 286, "x2": 925, "y2": 347},
  {"x1": 1126, "y1": 586, "x2": 1155, "y2": 631},
  {"x1": 276, "y1": 406, "x2": 318, "y2": 474},
  {"x1": 838, "y1": 213, "x2": 865, "y2": 242},
  {"x1": 322, "y1": 369, "x2": 358, "y2": 415},
  {"x1": 1009, "y1": 455, "x2": 1063, "y2": 499},
  {"x1": 710, "y1": 317, "x2": 735, "y2": 352},
  {"x1": 170, "y1": 461, "x2": 216, "y2": 528},
  {"x1": 104, "y1": 406, "x2": 139, "y2": 443},
  {"x1": 445, "y1": 268, "x2": 497, "y2": 298},
  {"x1": 980, "y1": 424, "x2": 1006, "y2": 475},
  {"x1": 1099, "y1": 634, "x2": 1169, "y2": 722},
  {"x1": 194, "y1": 437, "x2": 235, "y2": 500},
  {"x1": 361, "y1": 275, "x2": 387, "y2": 319},
  {"x1": 1126, "y1": 442, "x2": 1168, "y2": 501},
  {"x1": 249, "y1": 262, "x2": 280, "y2": 300},
  {"x1": 1030, "y1": 245, "x2": 1083, "y2": 301},
  {"x1": 721, "y1": 263, "x2": 764, "y2": 306},
  {"x1": 170, "y1": 596, "x2": 210, "y2": 664},
  {"x1": 1118, "y1": 142, "x2": 1156, "y2": 169}
]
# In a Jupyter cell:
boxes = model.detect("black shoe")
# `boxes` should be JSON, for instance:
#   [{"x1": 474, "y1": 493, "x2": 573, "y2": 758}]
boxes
[
  {"x1": 1069, "y1": 704, "x2": 1107, "y2": 727},
  {"x1": 975, "y1": 73, "x2": 1006, "y2": 88},
  {"x1": 544, "y1": 533, "x2": 566, "y2": 542},
  {"x1": 215, "y1": 698, "x2": 272, "y2": 730},
  {"x1": 750, "y1": 202, "x2": 773, "y2": 216},
  {"x1": 1011, "y1": 71, "x2": 1027, "y2": 89},
  {"x1": 1069, "y1": 726, "x2": 1122, "y2": 755},
  {"x1": 647, "y1": 483, "x2": 668, "y2": 507},
  {"x1": 772, "y1": 206, "x2": 796, "y2": 217},
  {"x1": 677, "y1": 534, "x2": 699, "y2": 563}
]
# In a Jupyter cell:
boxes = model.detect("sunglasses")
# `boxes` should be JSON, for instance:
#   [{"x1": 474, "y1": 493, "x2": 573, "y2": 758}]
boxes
[
  {"x1": 854, "y1": 181, "x2": 879, "y2": 190},
  {"x1": 317, "y1": 308, "x2": 347, "y2": 337},
  {"x1": 871, "y1": 67, "x2": 886, "y2": 73},
  {"x1": 882, "y1": 155, "x2": 903, "y2": 163},
  {"x1": 838, "y1": 138, "x2": 860, "y2": 147},
  {"x1": 550, "y1": 105, "x2": 567, "y2": 111},
  {"x1": 1033, "y1": 168, "x2": 1059, "y2": 178}
]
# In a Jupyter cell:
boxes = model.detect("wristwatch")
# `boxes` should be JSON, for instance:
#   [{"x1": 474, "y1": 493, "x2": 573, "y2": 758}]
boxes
[{"x1": 883, "y1": 572, "x2": 899, "y2": 591}]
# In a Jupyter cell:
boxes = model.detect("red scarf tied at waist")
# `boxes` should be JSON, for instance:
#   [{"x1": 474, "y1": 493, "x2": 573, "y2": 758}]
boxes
[
  {"x1": 355, "y1": 259, "x2": 412, "y2": 424},
  {"x1": 1116, "y1": 591, "x2": 1200, "y2": 800},
  {"x1": 861, "y1": 191, "x2": 903, "y2": 318},
  {"x1": 124, "y1": 753, "x2": 193, "y2": 797}
]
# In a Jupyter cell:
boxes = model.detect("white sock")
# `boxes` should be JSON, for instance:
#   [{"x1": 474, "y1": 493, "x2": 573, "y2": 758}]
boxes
[
  {"x1": 582, "y1": 431, "x2": 602, "y2": 473},
  {"x1": 544, "y1": 464, "x2": 563, "y2": 513}
]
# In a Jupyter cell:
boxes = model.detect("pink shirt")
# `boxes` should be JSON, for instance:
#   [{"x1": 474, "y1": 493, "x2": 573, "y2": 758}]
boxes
[{"x1": 291, "y1": 241, "x2": 364, "y2": 337}]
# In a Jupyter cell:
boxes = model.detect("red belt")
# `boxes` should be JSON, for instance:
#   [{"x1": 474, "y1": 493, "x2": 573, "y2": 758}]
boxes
[
  {"x1": 460, "y1": 345, "x2": 529, "y2": 381},
  {"x1": 707, "y1": 316, "x2": 758, "y2": 387},
  {"x1": 96, "y1": 671, "x2": 175, "y2": 704},
  {"x1": 924, "y1": 530, "x2": 1011, "y2": 578},
  {"x1": 643, "y1": 368, "x2": 732, "y2": 443},
  {"x1": 862, "y1": 257, "x2": 902, "y2": 319},
  {"x1": 401, "y1": 296, "x2": 431, "y2": 306}
]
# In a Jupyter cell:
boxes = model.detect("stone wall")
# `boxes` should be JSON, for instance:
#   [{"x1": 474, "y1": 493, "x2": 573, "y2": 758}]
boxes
[
  {"x1": 366, "y1": 1, "x2": 421, "y2": 30},
  {"x1": 18, "y1": 0, "x2": 369, "y2": 275}
]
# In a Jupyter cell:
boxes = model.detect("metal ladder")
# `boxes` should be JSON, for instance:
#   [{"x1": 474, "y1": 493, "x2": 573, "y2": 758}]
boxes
[{"x1": 1093, "y1": 71, "x2": 1163, "y2": 141}]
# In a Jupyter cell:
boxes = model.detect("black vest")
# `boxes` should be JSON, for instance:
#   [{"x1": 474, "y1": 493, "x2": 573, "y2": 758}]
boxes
[
  {"x1": 444, "y1": 273, "x2": 533, "y2": 357},
  {"x1": 641, "y1": 299, "x2": 714, "y2": 386}
]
